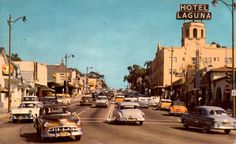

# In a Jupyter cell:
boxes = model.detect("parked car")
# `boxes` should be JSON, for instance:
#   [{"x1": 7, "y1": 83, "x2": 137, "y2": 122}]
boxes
[
  {"x1": 94, "y1": 95, "x2": 108, "y2": 107},
  {"x1": 112, "y1": 102, "x2": 145, "y2": 125},
  {"x1": 40, "y1": 96, "x2": 57, "y2": 105},
  {"x1": 138, "y1": 97, "x2": 149, "y2": 108},
  {"x1": 10, "y1": 101, "x2": 43, "y2": 123},
  {"x1": 34, "y1": 104, "x2": 83, "y2": 141},
  {"x1": 157, "y1": 99, "x2": 172, "y2": 110},
  {"x1": 22, "y1": 95, "x2": 39, "y2": 102},
  {"x1": 181, "y1": 106, "x2": 236, "y2": 134},
  {"x1": 169, "y1": 101, "x2": 188, "y2": 115},
  {"x1": 147, "y1": 97, "x2": 158, "y2": 108},
  {"x1": 79, "y1": 95, "x2": 93, "y2": 106},
  {"x1": 56, "y1": 95, "x2": 71, "y2": 105}
]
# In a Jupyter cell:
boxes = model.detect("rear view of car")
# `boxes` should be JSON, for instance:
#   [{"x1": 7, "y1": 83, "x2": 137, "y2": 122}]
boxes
[
  {"x1": 158, "y1": 99, "x2": 172, "y2": 110},
  {"x1": 95, "y1": 96, "x2": 108, "y2": 107},
  {"x1": 169, "y1": 101, "x2": 187, "y2": 115},
  {"x1": 80, "y1": 95, "x2": 93, "y2": 106}
]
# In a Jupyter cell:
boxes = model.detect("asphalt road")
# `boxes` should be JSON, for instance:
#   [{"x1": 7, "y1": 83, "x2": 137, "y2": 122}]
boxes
[{"x1": 0, "y1": 100, "x2": 236, "y2": 144}]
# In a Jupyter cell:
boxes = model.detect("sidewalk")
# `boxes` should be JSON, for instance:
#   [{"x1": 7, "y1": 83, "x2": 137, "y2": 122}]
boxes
[{"x1": 0, "y1": 108, "x2": 9, "y2": 123}]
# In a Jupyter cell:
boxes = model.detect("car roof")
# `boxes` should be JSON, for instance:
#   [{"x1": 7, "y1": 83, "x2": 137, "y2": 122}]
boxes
[
  {"x1": 119, "y1": 102, "x2": 140, "y2": 106},
  {"x1": 42, "y1": 104, "x2": 69, "y2": 109},
  {"x1": 161, "y1": 99, "x2": 172, "y2": 102},
  {"x1": 23, "y1": 95, "x2": 38, "y2": 97},
  {"x1": 196, "y1": 106, "x2": 225, "y2": 111}
]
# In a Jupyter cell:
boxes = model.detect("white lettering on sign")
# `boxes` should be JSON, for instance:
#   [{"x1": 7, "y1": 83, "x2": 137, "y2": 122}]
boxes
[
  {"x1": 176, "y1": 4, "x2": 211, "y2": 20},
  {"x1": 180, "y1": 4, "x2": 209, "y2": 12},
  {"x1": 176, "y1": 12, "x2": 211, "y2": 20}
]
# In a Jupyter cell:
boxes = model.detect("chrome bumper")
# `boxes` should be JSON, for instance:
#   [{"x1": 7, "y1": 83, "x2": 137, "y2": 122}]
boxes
[{"x1": 41, "y1": 127, "x2": 83, "y2": 138}]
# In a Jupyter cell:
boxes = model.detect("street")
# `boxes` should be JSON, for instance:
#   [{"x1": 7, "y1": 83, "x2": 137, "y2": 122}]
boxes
[{"x1": 0, "y1": 100, "x2": 236, "y2": 144}]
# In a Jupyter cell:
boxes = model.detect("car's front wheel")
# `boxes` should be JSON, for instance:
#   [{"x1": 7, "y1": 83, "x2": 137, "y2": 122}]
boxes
[
  {"x1": 13, "y1": 119, "x2": 17, "y2": 123},
  {"x1": 224, "y1": 129, "x2": 231, "y2": 134},
  {"x1": 202, "y1": 125, "x2": 210, "y2": 133},
  {"x1": 75, "y1": 135, "x2": 81, "y2": 141},
  {"x1": 182, "y1": 120, "x2": 188, "y2": 129},
  {"x1": 139, "y1": 121, "x2": 143, "y2": 125}
]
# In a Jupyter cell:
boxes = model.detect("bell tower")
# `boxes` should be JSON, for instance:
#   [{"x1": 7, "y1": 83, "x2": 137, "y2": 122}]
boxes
[{"x1": 181, "y1": 22, "x2": 206, "y2": 47}]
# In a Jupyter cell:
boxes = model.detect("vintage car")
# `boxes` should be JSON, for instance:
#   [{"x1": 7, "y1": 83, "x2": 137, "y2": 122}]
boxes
[
  {"x1": 169, "y1": 101, "x2": 188, "y2": 115},
  {"x1": 40, "y1": 96, "x2": 57, "y2": 105},
  {"x1": 79, "y1": 95, "x2": 93, "y2": 106},
  {"x1": 34, "y1": 104, "x2": 83, "y2": 141},
  {"x1": 22, "y1": 95, "x2": 39, "y2": 102},
  {"x1": 138, "y1": 97, "x2": 149, "y2": 108},
  {"x1": 94, "y1": 95, "x2": 108, "y2": 107},
  {"x1": 157, "y1": 99, "x2": 172, "y2": 110},
  {"x1": 114, "y1": 95, "x2": 125, "y2": 103},
  {"x1": 181, "y1": 106, "x2": 236, "y2": 134},
  {"x1": 56, "y1": 95, "x2": 71, "y2": 105},
  {"x1": 112, "y1": 102, "x2": 145, "y2": 125},
  {"x1": 10, "y1": 101, "x2": 43, "y2": 123}
]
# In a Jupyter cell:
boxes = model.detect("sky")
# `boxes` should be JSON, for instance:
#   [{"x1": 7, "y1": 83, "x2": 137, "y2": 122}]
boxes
[{"x1": 0, "y1": 0, "x2": 233, "y2": 88}]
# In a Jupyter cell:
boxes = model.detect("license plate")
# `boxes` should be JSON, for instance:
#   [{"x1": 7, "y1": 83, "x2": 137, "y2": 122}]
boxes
[{"x1": 60, "y1": 132, "x2": 68, "y2": 136}]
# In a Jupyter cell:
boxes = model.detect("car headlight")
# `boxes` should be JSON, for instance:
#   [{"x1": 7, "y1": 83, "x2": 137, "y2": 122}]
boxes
[
  {"x1": 142, "y1": 112, "x2": 145, "y2": 118},
  {"x1": 76, "y1": 120, "x2": 81, "y2": 125},
  {"x1": 43, "y1": 122, "x2": 49, "y2": 127}
]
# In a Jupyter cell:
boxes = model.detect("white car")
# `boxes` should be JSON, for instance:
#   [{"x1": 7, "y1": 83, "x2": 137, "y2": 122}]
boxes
[
  {"x1": 112, "y1": 102, "x2": 145, "y2": 125},
  {"x1": 56, "y1": 95, "x2": 72, "y2": 105},
  {"x1": 95, "y1": 95, "x2": 108, "y2": 107},
  {"x1": 10, "y1": 101, "x2": 43, "y2": 123}
]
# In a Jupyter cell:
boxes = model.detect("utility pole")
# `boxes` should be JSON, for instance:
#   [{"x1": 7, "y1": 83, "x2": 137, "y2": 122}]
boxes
[{"x1": 7, "y1": 15, "x2": 26, "y2": 112}]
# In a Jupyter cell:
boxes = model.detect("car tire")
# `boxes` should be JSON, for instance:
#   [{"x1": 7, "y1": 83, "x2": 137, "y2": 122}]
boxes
[
  {"x1": 139, "y1": 121, "x2": 143, "y2": 125},
  {"x1": 202, "y1": 125, "x2": 210, "y2": 133},
  {"x1": 224, "y1": 129, "x2": 231, "y2": 134},
  {"x1": 75, "y1": 135, "x2": 81, "y2": 141},
  {"x1": 183, "y1": 120, "x2": 188, "y2": 129},
  {"x1": 13, "y1": 119, "x2": 17, "y2": 123}
]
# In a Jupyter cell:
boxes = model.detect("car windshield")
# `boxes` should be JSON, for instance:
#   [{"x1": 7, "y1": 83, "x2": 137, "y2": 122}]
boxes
[
  {"x1": 120, "y1": 105, "x2": 139, "y2": 109},
  {"x1": 23, "y1": 97, "x2": 36, "y2": 101},
  {"x1": 210, "y1": 109, "x2": 227, "y2": 116},
  {"x1": 44, "y1": 107, "x2": 71, "y2": 115},
  {"x1": 20, "y1": 103, "x2": 36, "y2": 108},
  {"x1": 98, "y1": 97, "x2": 107, "y2": 100},
  {"x1": 173, "y1": 101, "x2": 185, "y2": 106}
]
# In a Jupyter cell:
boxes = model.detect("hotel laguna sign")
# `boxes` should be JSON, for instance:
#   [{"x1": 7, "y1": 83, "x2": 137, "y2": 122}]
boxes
[{"x1": 176, "y1": 4, "x2": 212, "y2": 20}]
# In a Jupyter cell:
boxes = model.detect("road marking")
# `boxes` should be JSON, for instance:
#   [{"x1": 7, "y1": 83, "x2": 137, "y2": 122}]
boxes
[
  {"x1": 106, "y1": 104, "x2": 115, "y2": 121},
  {"x1": 78, "y1": 107, "x2": 90, "y2": 115}
]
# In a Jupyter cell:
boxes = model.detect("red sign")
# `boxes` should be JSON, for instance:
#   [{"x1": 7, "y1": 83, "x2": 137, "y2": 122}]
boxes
[{"x1": 2, "y1": 64, "x2": 14, "y2": 75}]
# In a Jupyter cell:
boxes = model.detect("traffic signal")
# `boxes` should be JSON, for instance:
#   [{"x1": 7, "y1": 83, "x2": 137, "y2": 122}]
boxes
[{"x1": 226, "y1": 71, "x2": 232, "y2": 83}]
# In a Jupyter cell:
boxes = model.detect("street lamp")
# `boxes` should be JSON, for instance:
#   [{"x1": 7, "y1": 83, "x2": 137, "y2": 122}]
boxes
[
  {"x1": 64, "y1": 54, "x2": 74, "y2": 95},
  {"x1": 212, "y1": 0, "x2": 236, "y2": 117},
  {"x1": 86, "y1": 66, "x2": 93, "y2": 93},
  {"x1": 7, "y1": 15, "x2": 27, "y2": 112}
]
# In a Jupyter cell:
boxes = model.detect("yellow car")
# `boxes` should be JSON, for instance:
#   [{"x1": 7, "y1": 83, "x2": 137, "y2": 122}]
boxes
[
  {"x1": 169, "y1": 101, "x2": 188, "y2": 115},
  {"x1": 158, "y1": 99, "x2": 172, "y2": 110},
  {"x1": 115, "y1": 95, "x2": 125, "y2": 103}
]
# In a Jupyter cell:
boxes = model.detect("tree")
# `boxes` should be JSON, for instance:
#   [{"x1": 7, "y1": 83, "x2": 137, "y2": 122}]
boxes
[
  {"x1": 124, "y1": 64, "x2": 148, "y2": 93},
  {"x1": 7, "y1": 53, "x2": 22, "y2": 61}
]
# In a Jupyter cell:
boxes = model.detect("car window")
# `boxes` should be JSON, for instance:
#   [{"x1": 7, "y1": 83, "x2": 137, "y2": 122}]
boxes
[
  {"x1": 210, "y1": 110, "x2": 227, "y2": 116},
  {"x1": 20, "y1": 103, "x2": 35, "y2": 108},
  {"x1": 120, "y1": 105, "x2": 139, "y2": 109}
]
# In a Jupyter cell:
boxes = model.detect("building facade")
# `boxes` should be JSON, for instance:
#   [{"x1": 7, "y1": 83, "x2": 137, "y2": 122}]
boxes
[{"x1": 150, "y1": 21, "x2": 235, "y2": 104}]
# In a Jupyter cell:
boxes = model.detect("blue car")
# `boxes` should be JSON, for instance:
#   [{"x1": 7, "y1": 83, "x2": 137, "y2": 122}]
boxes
[{"x1": 181, "y1": 106, "x2": 236, "y2": 134}]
